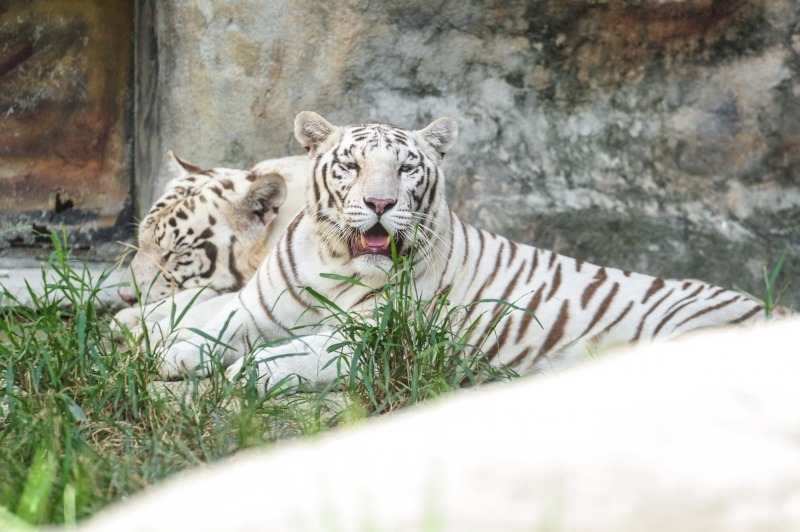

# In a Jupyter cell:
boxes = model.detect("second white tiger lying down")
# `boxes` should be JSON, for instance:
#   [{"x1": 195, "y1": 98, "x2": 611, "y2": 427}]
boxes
[
  {"x1": 114, "y1": 151, "x2": 307, "y2": 337},
  {"x1": 159, "y1": 111, "x2": 783, "y2": 388},
  {"x1": 78, "y1": 318, "x2": 800, "y2": 532}
]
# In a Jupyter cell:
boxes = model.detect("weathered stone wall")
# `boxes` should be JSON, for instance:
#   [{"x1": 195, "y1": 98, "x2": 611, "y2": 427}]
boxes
[
  {"x1": 0, "y1": 0, "x2": 134, "y2": 259},
  {"x1": 138, "y1": 0, "x2": 800, "y2": 307}
]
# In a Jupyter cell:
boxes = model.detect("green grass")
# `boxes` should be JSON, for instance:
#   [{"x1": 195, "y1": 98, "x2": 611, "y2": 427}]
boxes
[
  {"x1": 734, "y1": 246, "x2": 793, "y2": 318},
  {"x1": 0, "y1": 230, "x2": 340, "y2": 526},
  {"x1": 301, "y1": 237, "x2": 524, "y2": 413},
  {"x1": 0, "y1": 230, "x2": 522, "y2": 526}
]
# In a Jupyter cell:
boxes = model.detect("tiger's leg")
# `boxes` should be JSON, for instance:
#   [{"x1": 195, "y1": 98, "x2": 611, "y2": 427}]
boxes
[
  {"x1": 157, "y1": 294, "x2": 265, "y2": 379},
  {"x1": 221, "y1": 300, "x2": 384, "y2": 394},
  {"x1": 223, "y1": 333, "x2": 345, "y2": 394},
  {"x1": 113, "y1": 287, "x2": 221, "y2": 334},
  {"x1": 148, "y1": 292, "x2": 239, "y2": 345}
]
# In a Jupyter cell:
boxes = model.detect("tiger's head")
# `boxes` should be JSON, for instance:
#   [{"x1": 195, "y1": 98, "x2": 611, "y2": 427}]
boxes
[
  {"x1": 118, "y1": 151, "x2": 288, "y2": 305},
  {"x1": 294, "y1": 111, "x2": 458, "y2": 278}
]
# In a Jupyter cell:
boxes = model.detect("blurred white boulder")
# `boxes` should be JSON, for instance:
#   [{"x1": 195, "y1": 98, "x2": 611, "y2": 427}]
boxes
[{"x1": 79, "y1": 318, "x2": 800, "y2": 532}]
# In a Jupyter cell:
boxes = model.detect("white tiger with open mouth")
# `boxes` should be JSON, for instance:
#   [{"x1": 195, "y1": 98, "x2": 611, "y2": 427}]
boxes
[
  {"x1": 159, "y1": 112, "x2": 783, "y2": 389},
  {"x1": 115, "y1": 151, "x2": 306, "y2": 336}
]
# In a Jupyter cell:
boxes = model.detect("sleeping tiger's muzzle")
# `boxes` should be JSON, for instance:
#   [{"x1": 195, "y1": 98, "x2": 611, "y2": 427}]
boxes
[{"x1": 351, "y1": 223, "x2": 400, "y2": 258}]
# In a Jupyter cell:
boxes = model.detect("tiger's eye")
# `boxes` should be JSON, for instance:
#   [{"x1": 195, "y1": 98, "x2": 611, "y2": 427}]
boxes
[
  {"x1": 345, "y1": 162, "x2": 359, "y2": 171},
  {"x1": 399, "y1": 164, "x2": 414, "y2": 174}
]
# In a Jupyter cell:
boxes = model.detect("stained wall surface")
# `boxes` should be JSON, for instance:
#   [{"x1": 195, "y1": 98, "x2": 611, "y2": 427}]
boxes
[
  {"x1": 0, "y1": 0, "x2": 134, "y2": 259},
  {"x1": 137, "y1": 0, "x2": 800, "y2": 306}
]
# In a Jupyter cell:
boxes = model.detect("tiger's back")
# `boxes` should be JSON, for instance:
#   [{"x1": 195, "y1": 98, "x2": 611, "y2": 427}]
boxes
[{"x1": 442, "y1": 216, "x2": 767, "y2": 370}]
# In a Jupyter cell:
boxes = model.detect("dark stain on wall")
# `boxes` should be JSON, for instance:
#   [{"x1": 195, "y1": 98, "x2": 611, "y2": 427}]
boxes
[{"x1": 520, "y1": 0, "x2": 767, "y2": 105}]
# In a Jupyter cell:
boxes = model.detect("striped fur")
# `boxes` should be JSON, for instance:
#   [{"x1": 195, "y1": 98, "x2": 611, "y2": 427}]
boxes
[
  {"x1": 115, "y1": 152, "x2": 306, "y2": 332},
  {"x1": 159, "y1": 113, "x2": 775, "y2": 386}
]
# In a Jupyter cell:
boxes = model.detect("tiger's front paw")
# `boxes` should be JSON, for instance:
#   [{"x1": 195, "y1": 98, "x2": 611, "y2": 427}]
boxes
[
  {"x1": 224, "y1": 355, "x2": 301, "y2": 396},
  {"x1": 158, "y1": 340, "x2": 216, "y2": 379},
  {"x1": 112, "y1": 305, "x2": 169, "y2": 343},
  {"x1": 113, "y1": 306, "x2": 143, "y2": 331},
  {"x1": 224, "y1": 335, "x2": 342, "y2": 396}
]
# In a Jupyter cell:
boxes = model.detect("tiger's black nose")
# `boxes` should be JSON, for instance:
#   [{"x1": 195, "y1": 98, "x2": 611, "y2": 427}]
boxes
[
  {"x1": 365, "y1": 198, "x2": 396, "y2": 215},
  {"x1": 118, "y1": 287, "x2": 138, "y2": 306}
]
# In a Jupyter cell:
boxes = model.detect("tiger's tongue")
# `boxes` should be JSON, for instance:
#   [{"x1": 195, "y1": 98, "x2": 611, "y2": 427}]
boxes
[
  {"x1": 364, "y1": 225, "x2": 390, "y2": 247},
  {"x1": 365, "y1": 235, "x2": 389, "y2": 248}
]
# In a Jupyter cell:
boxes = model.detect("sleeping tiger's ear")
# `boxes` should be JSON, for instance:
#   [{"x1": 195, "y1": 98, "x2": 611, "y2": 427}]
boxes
[
  {"x1": 165, "y1": 150, "x2": 204, "y2": 179},
  {"x1": 294, "y1": 111, "x2": 340, "y2": 157},
  {"x1": 240, "y1": 172, "x2": 287, "y2": 222},
  {"x1": 417, "y1": 117, "x2": 458, "y2": 161}
]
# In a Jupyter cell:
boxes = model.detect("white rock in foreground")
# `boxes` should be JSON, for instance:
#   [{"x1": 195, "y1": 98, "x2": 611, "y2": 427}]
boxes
[{"x1": 80, "y1": 318, "x2": 800, "y2": 532}]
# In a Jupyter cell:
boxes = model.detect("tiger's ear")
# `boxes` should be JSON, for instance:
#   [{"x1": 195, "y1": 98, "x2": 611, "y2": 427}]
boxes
[
  {"x1": 417, "y1": 117, "x2": 458, "y2": 161},
  {"x1": 165, "y1": 150, "x2": 204, "y2": 178},
  {"x1": 239, "y1": 172, "x2": 287, "y2": 223},
  {"x1": 294, "y1": 111, "x2": 340, "y2": 158}
]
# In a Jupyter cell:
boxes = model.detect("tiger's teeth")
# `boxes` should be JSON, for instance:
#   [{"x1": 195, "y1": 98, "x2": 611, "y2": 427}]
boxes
[{"x1": 360, "y1": 234, "x2": 367, "y2": 248}]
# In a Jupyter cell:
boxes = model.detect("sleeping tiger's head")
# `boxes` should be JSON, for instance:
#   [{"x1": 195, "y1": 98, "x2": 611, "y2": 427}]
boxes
[
  {"x1": 118, "y1": 151, "x2": 288, "y2": 305},
  {"x1": 294, "y1": 111, "x2": 457, "y2": 277}
]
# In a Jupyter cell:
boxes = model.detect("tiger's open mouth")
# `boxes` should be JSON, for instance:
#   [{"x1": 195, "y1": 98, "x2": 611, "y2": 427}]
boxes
[{"x1": 351, "y1": 223, "x2": 398, "y2": 258}]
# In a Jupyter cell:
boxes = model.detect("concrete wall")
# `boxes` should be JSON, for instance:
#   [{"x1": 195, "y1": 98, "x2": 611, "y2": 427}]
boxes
[{"x1": 136, "y1": 0, "x2": 800, "y2": 307}]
